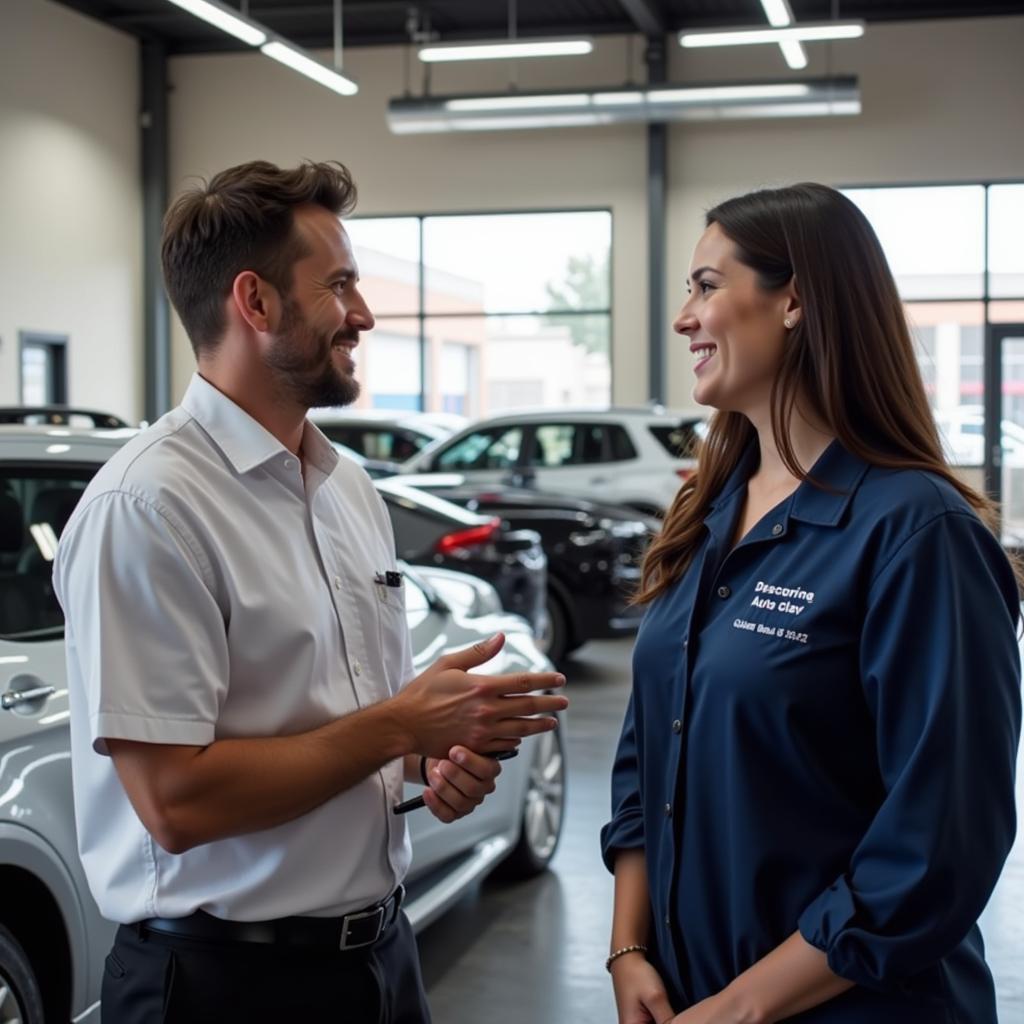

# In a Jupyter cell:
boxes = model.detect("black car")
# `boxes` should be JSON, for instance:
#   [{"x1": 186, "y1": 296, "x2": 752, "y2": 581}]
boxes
[
  {"x1": 374, "y1": 478, "x2": 547, "y2": 639},
  {"x1": 394, "y1": 474, "x2": 658, "y2": 664}
]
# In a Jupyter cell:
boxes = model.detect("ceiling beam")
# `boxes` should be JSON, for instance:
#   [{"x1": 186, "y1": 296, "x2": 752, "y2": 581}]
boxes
[{"x1": 616, "y1": 0, "x2": 666, "y2": 38}]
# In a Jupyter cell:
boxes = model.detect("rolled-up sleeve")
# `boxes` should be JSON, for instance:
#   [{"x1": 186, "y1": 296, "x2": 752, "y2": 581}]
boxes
[
  {"x1": 54, "y1": 490, "x2": 230, "y2": 753},
  {"x1": 601, "y1": 691, "x2": 646, "y2": 871},
  {"x1": 798, "y1": 511, "x2": 1022, "y2": 989}
]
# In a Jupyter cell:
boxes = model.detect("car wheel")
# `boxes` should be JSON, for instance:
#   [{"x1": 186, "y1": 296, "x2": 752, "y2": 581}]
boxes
[
  {"x1": 493, "y1": 724, "x2": 566, "y2": 880},
  {"x1": 0, "y1": 925, "x2": 44, "y2": 1024},
  {"x1": 537, "y1": 592, "x2": 570, "y2": 666}
]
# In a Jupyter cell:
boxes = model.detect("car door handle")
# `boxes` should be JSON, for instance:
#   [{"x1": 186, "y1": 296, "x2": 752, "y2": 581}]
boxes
[
  {"x1": 590, "y1": 475, "x2": 610, "y2": 485},
  {"x1": 1, "y1": 686, "x2": 57, "y2": 710}
]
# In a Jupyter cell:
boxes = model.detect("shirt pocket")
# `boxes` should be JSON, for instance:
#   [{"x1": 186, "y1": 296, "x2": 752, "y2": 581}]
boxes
[{"x1": 374, "y1": 579, "x2": 408, "y2": 654}]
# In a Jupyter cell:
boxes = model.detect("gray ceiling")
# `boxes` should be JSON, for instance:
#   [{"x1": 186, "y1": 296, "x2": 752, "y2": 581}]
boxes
[{"x1": 52, "y1": 0, "x2": 1024, "y2": 54}]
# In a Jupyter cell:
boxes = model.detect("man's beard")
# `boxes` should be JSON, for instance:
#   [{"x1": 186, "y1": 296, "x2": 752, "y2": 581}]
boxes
[{"x1": 265, "y1": 297, "x2": 361, "y2": 409}]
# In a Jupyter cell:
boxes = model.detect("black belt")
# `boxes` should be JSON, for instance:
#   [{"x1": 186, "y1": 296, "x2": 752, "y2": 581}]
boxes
[{"x1": 140, "y1": 885, "x2": 404, "y2": 951}]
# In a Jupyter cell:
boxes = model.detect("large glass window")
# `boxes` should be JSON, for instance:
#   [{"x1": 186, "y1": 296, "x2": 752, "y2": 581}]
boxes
[
  {"x1": 843, "y1": 183, "x2": 1024, "y2": 469},
  {"x1": 989, "y1": 185, "x2": 1024, "y2": 299},
  {"x1": 843, "y1": 186, "x2": 985, "y2": 300},
  {"x1": 345, "y1": 211, "x2": 612, "y2": 416}
]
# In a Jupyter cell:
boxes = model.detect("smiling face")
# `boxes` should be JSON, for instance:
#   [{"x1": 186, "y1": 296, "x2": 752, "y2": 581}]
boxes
[
  {"x1": 673, "y1": 222, "x2": 797, "y2": 416},
  {"x1": 264, "y1": 203, "x2": 375, "y2": 409}
]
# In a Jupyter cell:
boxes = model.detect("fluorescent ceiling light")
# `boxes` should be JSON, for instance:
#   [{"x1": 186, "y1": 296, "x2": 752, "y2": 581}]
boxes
[
  {"x1": 165, "y1": 0, "x2": 267, "y2": 46},
  {"x1": 647, "y1": 83, "x2": 811, "y2": 103},
  {"x1": 592, "y1": 91, "x2": 645, "y2": 106},
  {"x1": 757, "y1": 0, "x2": 807, "y2": 69},
  {"x1": 680, "y1": 22, "x2": 865, "y2": 47},
  {"x1": 778, "y1": 39, "x2": 808, "y2": 69},
  {"x1": 419, "y1": 38, "x2": 593, "y2": 62},
  {"x1": 260, "y1": 40, "x2": 358, "y2": 95},
  {"x1": 760, "y1": 0, "x2": 792, "y2": 25},
  {"x1": 388, "y1": 77, "x2": 860, "y2": 133},
  {"x1": 452, "y1": 114, "x2": 612, "y2": 131},
  {"x1": 445, "y1": 94, "x2": 590, "y2": 111}
]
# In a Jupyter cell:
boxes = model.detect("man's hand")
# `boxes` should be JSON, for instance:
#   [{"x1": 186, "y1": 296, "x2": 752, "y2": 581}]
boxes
[
  {"x1": 420, "y1": 746, "x2": 502, "y2": 823},
  {"x1": 611, "y1": 954, "x2": 676, "y2": 1024},
  {"x1": 391, "y1": 633, "x2": 567, "y2": 759}
]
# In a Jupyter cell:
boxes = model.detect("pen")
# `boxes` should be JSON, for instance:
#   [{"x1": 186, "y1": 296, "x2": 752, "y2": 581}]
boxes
[{"x1": 393, "y1": 749, "x2": 520, "y2": 815}]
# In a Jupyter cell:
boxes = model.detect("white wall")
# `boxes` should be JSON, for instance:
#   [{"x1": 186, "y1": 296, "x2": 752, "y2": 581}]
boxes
[{"x1": 0, "y1": 0, "x2": 142, "y2": 422}]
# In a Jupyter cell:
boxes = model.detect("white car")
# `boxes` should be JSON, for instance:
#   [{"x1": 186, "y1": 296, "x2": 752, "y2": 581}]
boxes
[
  {"x1": 400, "y1": 407, "x2": 705, "y2": 516},
  {"x1": 0, "y1": 422, "x2": 564, "y2": 1024},
  {"x1": 934, "y1": 405, "x2": 1024, "y2": 467},
  {"x1": 308, "y1": 408, "x2": 465, "y2": 463}
]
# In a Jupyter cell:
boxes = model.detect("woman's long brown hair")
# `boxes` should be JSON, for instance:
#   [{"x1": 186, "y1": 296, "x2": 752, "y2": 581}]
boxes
[{"x1": 637, "y1": 182, "x2": 1017, "y2": 605}]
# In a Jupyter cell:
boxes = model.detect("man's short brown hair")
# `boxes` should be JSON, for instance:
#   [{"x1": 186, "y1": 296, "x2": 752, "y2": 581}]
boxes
[{"x1": 161, "y1": 160, "x2": 357, "y2": 355}]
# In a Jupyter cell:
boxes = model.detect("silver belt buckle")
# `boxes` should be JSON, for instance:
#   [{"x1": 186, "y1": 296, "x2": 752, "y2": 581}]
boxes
[{"x1": 338, "y1": 905, "x2": 385, "y2": 950}]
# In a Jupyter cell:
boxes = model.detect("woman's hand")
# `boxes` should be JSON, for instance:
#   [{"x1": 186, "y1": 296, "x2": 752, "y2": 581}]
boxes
[
  {"x1": 611, "y1": 954, "x2": 676, "y2": 1024},
  {"x1": 668, "y1": 991, "x2": 749, "y2": 1024}
]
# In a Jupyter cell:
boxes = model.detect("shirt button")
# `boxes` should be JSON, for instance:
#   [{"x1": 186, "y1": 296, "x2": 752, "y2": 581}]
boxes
[
  {"x1": 771, "y1": 523, "x2": 783, "y2": 536},
  {"x1": 665, "y1": 914, "x2": 671, "y2": 926},
  {"x1": 284, "y1": 458, "x2": 296, "y2": 470},
  {"x1": 717, "y1": 585, "x2": 731, "y2": 598},
  {"x1": 334, "y1": 576, "x2": 342, "y2": 590},
  {"x1": 353, "y1": 662, "x2": 362, "y2": 676},
  {"x1": 672, "y1": 719, "x2": 682, "y2": 734},
  {"x1": 682, "y1": 636, "x2": 688, "y2": 648},
  {"x1": 664, "y1": 803, "x2": 672, "y2": 817}
]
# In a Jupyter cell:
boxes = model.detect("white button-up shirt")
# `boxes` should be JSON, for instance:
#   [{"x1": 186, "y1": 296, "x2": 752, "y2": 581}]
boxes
[{"x1": 53, "y1": 375, "x2": 413, "y2": 924}]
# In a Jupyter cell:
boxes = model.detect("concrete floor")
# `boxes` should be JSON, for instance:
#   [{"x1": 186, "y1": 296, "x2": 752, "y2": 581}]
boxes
[{"x1": 420, "y1": 637, "x2": 1024, "y2": 1024}]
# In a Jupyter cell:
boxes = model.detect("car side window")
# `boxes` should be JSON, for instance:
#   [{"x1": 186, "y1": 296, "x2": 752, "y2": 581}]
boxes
[
  {"x1": 1, "y1": 467, "x2": 93, "y2": 641},
  {"x1": 529, "y1": 423, "x2": 636, "y2": 466},
  {"x1": 607, "y1": 425, "x2": 638, "y2": 461},
  {"x1": 530, "y1": 425, "x2": 577, "y2": 467},
  {"x1": 648, "y1": 422, "x2": 704, "y2": 459},
  {"x1": 437, "y1": 428, "x2": 523, "y2": 471}
]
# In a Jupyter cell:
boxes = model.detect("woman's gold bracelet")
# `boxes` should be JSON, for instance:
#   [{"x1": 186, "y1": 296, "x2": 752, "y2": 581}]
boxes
[{"x1": 605, "y1": 944, "x2": 648, "y2": 972}]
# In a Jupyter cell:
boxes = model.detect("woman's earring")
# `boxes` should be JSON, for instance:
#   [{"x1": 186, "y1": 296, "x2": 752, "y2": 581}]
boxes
[{"x1": 784, "y1": 318, "x2": 793, "y2": 328}]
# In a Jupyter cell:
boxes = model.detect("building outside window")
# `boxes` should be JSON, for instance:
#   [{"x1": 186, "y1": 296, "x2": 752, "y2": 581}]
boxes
[
  {"x1": 346, "y1": 211, "x2": 612, "y2": 418},
  {"x1": 843, "y1": 182, "x2": 1024, "y2": 541}
]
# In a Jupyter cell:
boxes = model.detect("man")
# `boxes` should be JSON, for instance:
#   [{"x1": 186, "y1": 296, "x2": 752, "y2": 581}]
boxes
[{"x1": 53, "y1": 159, "x2": 568, "y2": 1023}]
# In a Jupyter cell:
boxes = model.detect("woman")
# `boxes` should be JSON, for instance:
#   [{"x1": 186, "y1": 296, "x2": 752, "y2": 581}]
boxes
[{"x1": 602, "y1": 183, "x2": 1021, "y2": 1024}]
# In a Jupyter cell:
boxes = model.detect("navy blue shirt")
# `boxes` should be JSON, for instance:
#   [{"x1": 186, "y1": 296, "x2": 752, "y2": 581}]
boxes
[{"x1": 601, "y1": 440, "x2": 1021, "y2": 1022}]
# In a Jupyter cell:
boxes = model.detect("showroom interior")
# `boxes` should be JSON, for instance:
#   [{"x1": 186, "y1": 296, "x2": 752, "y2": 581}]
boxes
[{"x1": 1, "y1": 0, "x2": 1023, "y2": 1022}]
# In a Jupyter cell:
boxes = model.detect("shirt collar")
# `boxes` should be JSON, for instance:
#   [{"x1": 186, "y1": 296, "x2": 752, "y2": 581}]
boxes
[
  {"x1": 706, "y1": 437, "x2": 870, "y2": 530},
  {"x1": 789, "y1": 439, "x2": 871, "y2": 526},
  {"x1": 181, "y1": 374, "x2": 339, "y2": 477}
]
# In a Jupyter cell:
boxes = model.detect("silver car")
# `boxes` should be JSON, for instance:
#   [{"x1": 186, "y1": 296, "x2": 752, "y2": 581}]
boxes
[{"x1": 0, "y1": 424, "x2": 565, "y2": 1024}]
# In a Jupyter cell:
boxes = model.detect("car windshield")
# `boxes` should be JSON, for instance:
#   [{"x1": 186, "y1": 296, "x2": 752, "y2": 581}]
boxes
[{"x1": 1, "y1": 463, "x2": 95, "y2": 641}]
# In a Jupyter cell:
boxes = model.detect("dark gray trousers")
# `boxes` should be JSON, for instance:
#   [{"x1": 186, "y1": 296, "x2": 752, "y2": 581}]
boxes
[{"x1": 101, "y1": 912, "x2": 432, "y2": 1024}]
